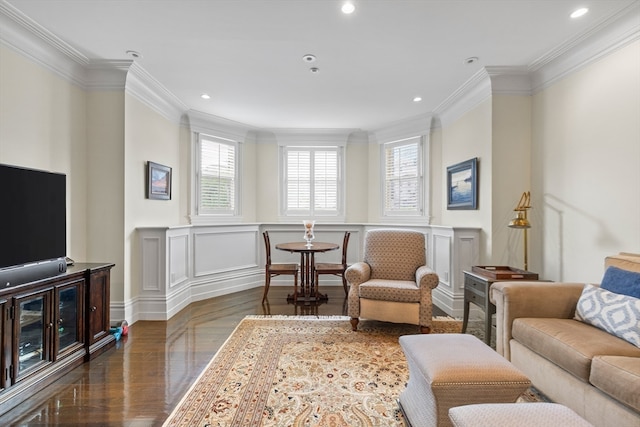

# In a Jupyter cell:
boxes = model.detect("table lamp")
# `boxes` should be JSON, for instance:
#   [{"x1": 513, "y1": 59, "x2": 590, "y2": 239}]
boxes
[{"x1": 508, "y1": 191, "x2": 531, "y2": 271}]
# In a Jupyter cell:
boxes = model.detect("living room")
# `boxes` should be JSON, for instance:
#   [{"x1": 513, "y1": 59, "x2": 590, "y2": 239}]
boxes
[{"x1": 0, "y1": 0, "x2": 639, "y2": 425}]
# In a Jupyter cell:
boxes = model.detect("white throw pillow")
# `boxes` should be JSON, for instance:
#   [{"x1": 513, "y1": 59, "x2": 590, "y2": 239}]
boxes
[{"x1": 574, "y1": 284, "x2": 640, "y2": 348}]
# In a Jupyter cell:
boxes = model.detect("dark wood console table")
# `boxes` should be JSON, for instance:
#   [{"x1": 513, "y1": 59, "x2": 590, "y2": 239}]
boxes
[
  {"x1": 0, "y1": 263, "x2": 115, "y2": 415},
  {"x1": 462, "y1": 266, "x2": 538, "y2": 345}
]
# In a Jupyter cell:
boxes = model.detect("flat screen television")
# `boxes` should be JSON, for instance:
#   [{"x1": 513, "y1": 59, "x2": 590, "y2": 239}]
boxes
[{"x1": 0, "y1": 164, "x2": 67, "y2": 285}]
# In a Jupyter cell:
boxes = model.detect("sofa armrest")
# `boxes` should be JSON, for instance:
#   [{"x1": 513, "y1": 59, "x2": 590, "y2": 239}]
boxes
[
  {"x1": 416, "y1": 265, "x2": 439, "y2": 290},
  {"x1": 491, "y1": 281, "x2": 586, "y2": 360},
  {"x1": 345, "y1": 262, "x2": 371, "y2": 287}
]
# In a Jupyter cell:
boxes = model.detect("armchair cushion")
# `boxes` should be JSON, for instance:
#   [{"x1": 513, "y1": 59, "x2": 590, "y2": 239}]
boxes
[{"x1": 358, "y1": 280, "x2": 420, "y2": 302}]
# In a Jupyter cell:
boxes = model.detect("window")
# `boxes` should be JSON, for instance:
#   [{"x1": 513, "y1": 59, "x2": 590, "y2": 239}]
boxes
[
  {"x1": 196, "y1": 134, "x2": 239, "y2": 216},
  {"x1": 282, "y1": 146, "x2": 343, "y2": 218},
  {"x1": 382, "y1": 136, "x2": 423, "y2": 216}
]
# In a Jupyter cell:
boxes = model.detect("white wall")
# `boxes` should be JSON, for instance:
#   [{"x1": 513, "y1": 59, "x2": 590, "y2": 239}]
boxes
[
  {"x1": 0, "y1": 45, "x2": 89, "y2": 262},
  {"x1": 491, "y1": 95, "x2": 532, "y2": 269},
  {"x1": 532, "y1": 40, "x2": 640, "y2": 282},
  {"x1": 124, "y1": 94, "x2": 184, "y2": 305},
  {"x1": 440, "y1": 100, "x2": 493, "y2": 262}
]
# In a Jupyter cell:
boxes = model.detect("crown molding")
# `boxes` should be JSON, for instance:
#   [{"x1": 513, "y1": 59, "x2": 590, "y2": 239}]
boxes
[
  {"x1": 434, "y1": 3, "x2": 639, "y2": 127},
  {"x1": 530, "y1": 2, "x2": 640, "y2": 93},
  {"x1": 0, "y1": 1, "x2": 187, "y2": 124},
  {"x1": 185, "y1": 110, "x2": 257, "y2": 141},
  {"x1": 434, "y1": 69, "x2": 492, "y2": 127},
  {"x1": 369, "y1": 113, "x2": 433, "y2": 144},
  {"x1": 125, "y1": 62, "x2": 188, "y2": 123},
  {"x1": 271, "y1": 128, "x2": 359, "y2": 146},
  {"x1": 0, "y1": 1, "x2": 88, "y2": 86}
]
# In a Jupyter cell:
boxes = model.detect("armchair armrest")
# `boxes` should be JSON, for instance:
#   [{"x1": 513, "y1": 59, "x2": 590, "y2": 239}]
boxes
[
  {"x1": 491, "y1": 281, "x2": 586, "y2": 360},
  {"x1": 416, "y1": 265, "x2": 439, "y2": 290},
  {"x1": 345, "y1": 262, "x2": 372, "y2": 287}
]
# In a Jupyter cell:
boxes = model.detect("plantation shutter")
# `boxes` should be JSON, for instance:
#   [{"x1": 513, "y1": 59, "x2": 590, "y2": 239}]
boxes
[
  {"x1": 286, "y1": 150, "x2": 311, "y2": 210},
  {"x1": 284, "y1": 146, "x2": 341, "y2": 216},
  {"x1": 313, "y1": 150, "x2": 338, "y2": 211},
  {"x1": 199, "y1": 135, "x2": 236, "y2": 213},
  {"x1": 384, "y1": 138, "x2": 420, "y2": 213}
]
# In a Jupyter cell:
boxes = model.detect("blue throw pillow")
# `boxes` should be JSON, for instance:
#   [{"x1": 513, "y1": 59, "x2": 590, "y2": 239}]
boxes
[{"x1": 600, "y1": 266, "x2": 640, "y2": 299}]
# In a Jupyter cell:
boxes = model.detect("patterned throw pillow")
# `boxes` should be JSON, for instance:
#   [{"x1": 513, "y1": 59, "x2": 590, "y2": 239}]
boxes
[{"x1": 574, "y1": 284, "x2": 640, "y2": 348}]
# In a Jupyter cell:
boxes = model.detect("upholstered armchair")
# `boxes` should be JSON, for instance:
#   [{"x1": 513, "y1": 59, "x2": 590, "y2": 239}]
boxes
[{"x1": 346, "y1": 229, "x2": 439, "y2": 333}]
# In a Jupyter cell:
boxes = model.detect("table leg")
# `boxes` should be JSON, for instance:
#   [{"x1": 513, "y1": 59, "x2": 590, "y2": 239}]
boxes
[
  {"x1": 484, "y1": 308, "x2": 492, "y2": 346},
  {"x1": 462, "y1": 299, "x2": 470, "y2": 333}
]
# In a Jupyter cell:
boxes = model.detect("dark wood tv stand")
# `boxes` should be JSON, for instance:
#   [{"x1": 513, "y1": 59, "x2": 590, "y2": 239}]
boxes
[{"x1": 0, "y1": 263, "x2": 115, "y2": 415}]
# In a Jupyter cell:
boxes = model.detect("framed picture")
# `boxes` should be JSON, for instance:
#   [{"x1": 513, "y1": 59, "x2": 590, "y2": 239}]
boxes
[
  {"x1": 447, "y1": 157, "x2": 478, "y2": 210},
  {"x1": 146, "y1": 161, "x2": 172, "y2": 200}
]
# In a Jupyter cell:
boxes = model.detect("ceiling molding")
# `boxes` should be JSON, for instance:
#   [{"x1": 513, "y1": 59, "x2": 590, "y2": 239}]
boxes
[
  {"x1": 125, "y1": 62, "x2": 188, "y2": 123},
  {"x1": 185, "y1": 110, "x2": 256, "y2": 142},
  {"x1": 0, "y1": 1, "x2": 188, "y2": 125},
  {"x1": 485, "y1": 66, "x2": 532, "y2": 95},
  {"x1": 369, "y1": 114, "x2": 433, "y2": 144},
  {"x1": 85, "y1": 60, "x2": 131, "y2": 90},
  {"x1": 272, "y1": 128, "x2": 359, "y2": 146},
  {"x1": 434, "y1": 69, "x2": 492, "y2": 127},
  {"x1": 434, "y1": 4, "x2": 639, "y2": 127},
  {"x1": 0, "y1": 1, "x2": 87, "y2": 87},
  {"x1": 530, "y1": 2, "x2": 640, "y2": 93}
]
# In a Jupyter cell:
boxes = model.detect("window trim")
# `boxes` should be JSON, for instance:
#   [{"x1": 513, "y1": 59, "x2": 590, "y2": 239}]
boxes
[
  {"x1": 278, "y1": 143, "x2": 345, "y2": 221},
  {"x1": 380, "y1": 135, "x2": 425, "y2": 218},
  {"x1": 192, "y1": 132, "x2": 242, "y2": 222}
]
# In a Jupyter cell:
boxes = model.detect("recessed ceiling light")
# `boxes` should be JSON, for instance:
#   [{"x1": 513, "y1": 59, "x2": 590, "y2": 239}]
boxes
[
  {"x1": 413, "y1": 97, "x2": 422, "y2": 103},
  {"x1": 464, "y1": 57, "x2": 478, "y2": 65},
  {"x1": 126, "y1": 50, "x2": 142, "y2": 59},
  {"x1": 571, "y1": 8, "x2": 589, "y2": 18},
  {"x1": 201, "y1": 93, "x2": 211, "y2": 100},
  {"x1": 303, "y1": 54, "x2": 317, "y2": 63},
  {"x1": 310, "y1": 67, "x2": 320, "y2": 74},
  {"x1": 342, "y1": 2, "x2": 355, "y2": 14}
]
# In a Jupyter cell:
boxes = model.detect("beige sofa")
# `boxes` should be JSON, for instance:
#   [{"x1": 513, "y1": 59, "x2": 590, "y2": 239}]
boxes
[{"x1": 491, "y1": 253, "x2": 640, "y2": 427}]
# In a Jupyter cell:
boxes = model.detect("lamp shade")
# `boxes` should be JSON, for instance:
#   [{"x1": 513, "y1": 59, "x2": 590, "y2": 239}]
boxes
[{"x1": 508, "y1": 211, "x2": 531, "y2": 229}]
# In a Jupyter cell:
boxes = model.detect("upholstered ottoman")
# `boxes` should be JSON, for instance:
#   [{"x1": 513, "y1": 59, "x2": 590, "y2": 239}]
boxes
[
  {"x1": 448, "y1": 403, "x2": 594, "y2": 427},
  {"x1": 399, "y1": 334, "x2": 531, "y2": 427}
]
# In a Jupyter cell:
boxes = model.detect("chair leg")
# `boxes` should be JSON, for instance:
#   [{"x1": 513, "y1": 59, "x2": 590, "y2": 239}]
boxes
[
  {"x1": 293, "y1": 272, "x2": 298, "y2": 302},
  {"x1": 420, "y1": 325, "x2": 431, "y2": 334},
  {"x1": 341, "y1": 275, "x2": 348, "y2": 295},
  {"x1": 262, "y1": 273, "x2": 271, "y2": 303},
  {"x1": 350, "y1": 318, "x2": 359, "y2": 331}
]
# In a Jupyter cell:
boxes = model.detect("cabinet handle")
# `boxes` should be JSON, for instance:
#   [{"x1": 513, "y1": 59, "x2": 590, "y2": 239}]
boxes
[{"x1": 91, "y1": 306, "x2": 97, "y2": 312}]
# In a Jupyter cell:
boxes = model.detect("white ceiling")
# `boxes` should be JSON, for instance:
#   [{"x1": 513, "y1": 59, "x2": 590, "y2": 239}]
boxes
[{"x1": 4, "y1": 0, "x2": 638, "y2": 130}]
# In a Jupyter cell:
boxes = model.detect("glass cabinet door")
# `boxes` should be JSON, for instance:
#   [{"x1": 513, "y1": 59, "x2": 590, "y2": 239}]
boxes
[
  {"x1": 17, "y1": 291, "x2": 50, "y2": 377},
  {"x1": 56, "y1": 280, "x2": 83, "y2": 355}
]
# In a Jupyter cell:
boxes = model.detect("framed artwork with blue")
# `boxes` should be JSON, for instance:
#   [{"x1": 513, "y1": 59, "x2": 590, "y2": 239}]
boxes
[
  {"x1": 146, "y1": 161, "x2": 172, "y2": 200},
  {"x1": 447, "y1": 157, "x2": 478, "y2": 210}
]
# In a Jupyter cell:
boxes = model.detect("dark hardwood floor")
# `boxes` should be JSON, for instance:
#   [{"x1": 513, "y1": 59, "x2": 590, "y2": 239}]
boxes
[
  {"x1": 1, "y1": 286, "x2": 446, "y2": 426},
  {"x1": 0, "y1": 287, "x2": 357, "y2": 426}
]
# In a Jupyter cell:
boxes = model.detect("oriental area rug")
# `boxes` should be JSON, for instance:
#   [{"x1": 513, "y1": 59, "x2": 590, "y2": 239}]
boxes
[{"x1": 163, "y1": 315, "x2": 540, "y2": 427}]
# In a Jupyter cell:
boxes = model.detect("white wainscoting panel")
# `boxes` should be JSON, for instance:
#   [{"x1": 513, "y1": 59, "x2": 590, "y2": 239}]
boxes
[
  {"x1": 135, "y1": 224, "x2": 480, "y2": 322},
  {"x1": 168, "y1": 231, "x2": 189, "y2": 288},
  {"x1": 141, "y1": 235, "x2": 162, "y2": 292},
  {"x1": 193, "y1": 228, "x2": 258, "y2": 276}
]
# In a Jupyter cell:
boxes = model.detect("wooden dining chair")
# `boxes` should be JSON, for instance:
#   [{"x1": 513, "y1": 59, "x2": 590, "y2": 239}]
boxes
[
  {"x1": 314, "y1": 231, "x2": 351, "y2": 295},
  {"x1": 262, "y1": 231, "x2": 299, "y2": 303}
]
